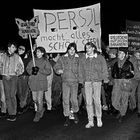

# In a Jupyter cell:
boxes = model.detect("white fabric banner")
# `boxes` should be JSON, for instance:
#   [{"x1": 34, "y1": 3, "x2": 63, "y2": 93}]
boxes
[{"x1": 33, "y1": 3, "x2": 101, "y2": 53}]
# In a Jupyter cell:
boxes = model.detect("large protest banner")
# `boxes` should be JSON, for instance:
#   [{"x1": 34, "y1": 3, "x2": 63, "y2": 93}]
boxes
[
  {"x1": 33, "y1": 3, "x2": 101, "y2": 53},
  {"x1": 126, "y1": 20, "x2": 140, "y2": 51},
  {"x1": 109, "y1": 34, "x2": 128, "y2": 48}
]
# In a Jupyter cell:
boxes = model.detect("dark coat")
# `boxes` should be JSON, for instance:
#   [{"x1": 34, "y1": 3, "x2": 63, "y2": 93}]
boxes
[
  {"x1": 26, "y1": 57, "x2": 52, "y2": 91},
  {"x1": 112, "y1": 59, "x2": 134, "y2": 79}
]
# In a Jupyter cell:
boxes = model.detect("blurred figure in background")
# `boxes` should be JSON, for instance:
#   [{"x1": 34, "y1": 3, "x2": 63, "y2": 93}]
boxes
[
  {"x1": 17, "y1": 45, "x2": 31, "y2": 114},
  {"x1": 105, "y1": 48, "x2": 118, "y2": 114},
  {"x1": 0, "y1": 50, "x2": 7, "y2": 117},
  {"x1": 129, "y1": 50, "x2": 140, "y2": 117},
  {"x1": 49, "y1": 53, "x2": 62, "y2": 110},
  {"x1": 44, "y1": 61, "x2": 53, "y2": 111}
]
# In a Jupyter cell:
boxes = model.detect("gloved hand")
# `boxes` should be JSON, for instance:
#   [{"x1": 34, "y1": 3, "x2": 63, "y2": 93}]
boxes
[
  {"x1": 78, "y1": 83, "x2": 84, "y2": 89},
  {"x1": 32, "y1": 66, "x2": 39, "y2": 75}
]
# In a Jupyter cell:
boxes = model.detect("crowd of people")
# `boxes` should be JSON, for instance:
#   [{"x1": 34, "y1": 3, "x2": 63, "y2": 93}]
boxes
[{"x1": 0, "y1": 41, "x2": 140, "y2": 129}]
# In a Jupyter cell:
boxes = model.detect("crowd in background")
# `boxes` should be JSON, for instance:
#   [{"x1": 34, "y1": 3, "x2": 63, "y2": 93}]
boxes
[{"x1": 0, "y1": 41, "x2": 140, "y2": 129}]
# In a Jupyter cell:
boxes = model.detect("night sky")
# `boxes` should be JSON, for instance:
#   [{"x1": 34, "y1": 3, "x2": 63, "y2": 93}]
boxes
[{"x1": 1, "y1": 0, "x2": 140, "y2": 49}]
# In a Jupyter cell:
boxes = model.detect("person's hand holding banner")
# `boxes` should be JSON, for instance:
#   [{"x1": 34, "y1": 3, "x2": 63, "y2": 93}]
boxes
[{"x1": 32, "y1": 66, "x2": 39, "y2": 75}]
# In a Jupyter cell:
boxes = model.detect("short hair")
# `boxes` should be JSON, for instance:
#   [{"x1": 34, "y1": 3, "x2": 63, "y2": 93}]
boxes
[
  {"x1": 7, "y1": 42, "x2": 17, "y2": 49},
  {"x1": 35, "y1": 46, "x2": 46, "y2": 57},
  {"x1": 66, "y1": 42, "x2": 77, "y2": 53}
]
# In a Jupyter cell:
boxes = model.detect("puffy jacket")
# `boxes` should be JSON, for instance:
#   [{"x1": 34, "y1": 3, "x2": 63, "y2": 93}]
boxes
[
  {"x1": 54, "y1": 53, "x2": 82, "y2": 83},
  {"x1": 79, "y1": 53, "x2": 109, "y2": 82}
]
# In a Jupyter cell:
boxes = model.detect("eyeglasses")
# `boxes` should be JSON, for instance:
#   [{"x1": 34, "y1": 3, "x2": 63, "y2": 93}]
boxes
[{"x1": 18, "y1": 48, "x2": 25, "y2": 51}]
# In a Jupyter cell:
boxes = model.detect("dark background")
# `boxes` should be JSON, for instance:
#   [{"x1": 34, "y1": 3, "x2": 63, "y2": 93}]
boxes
[{"x1": 1, "y1": 0, "x2": 140, "y2": 50}]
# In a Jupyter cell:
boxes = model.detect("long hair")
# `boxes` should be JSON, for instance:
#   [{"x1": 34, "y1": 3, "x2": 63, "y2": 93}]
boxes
[
  {"x1": 66, "y1": 42, "x2": 77, "y2": 53},
  {"x1": 84, "y1": 42, "x2": 99, "y2": 54}
]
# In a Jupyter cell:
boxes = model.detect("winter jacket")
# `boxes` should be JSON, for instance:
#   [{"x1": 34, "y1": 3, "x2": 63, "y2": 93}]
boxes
[
  {"x1": 26, "y1": 57, "x2": 52, "y2": 91},
  {"x1": 0, "y1": 52, "x2": 24, "y2": 76},
  {"x1": 54, "y1": 53, "x2": 82, "y2": 83},
  {"x1": 129, "y1": 56, "x2": 140, "y2": 80},
  {"x1": 79, "y1": 53, "x2": 109, "y2": 83},
  {"x1": 112, "y1": 59, "x2": 134, "y2": 79}
]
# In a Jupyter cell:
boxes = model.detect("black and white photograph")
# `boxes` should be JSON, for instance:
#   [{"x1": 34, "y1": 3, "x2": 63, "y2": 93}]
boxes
[{"x1": 0, "y1": 0, "x2": 140, "y2": 139}]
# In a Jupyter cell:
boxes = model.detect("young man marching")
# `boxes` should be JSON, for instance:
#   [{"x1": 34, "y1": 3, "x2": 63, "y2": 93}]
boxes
[{"x1": 80, "y1": 42, "x2": 109, "y2": 128}]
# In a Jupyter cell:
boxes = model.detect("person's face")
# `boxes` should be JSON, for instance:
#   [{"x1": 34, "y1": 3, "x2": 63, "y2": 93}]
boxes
[
  {"x1": 18, "y1": 46, "x2": 25, "y2": 55},
  {"x1": 109, "y1": 53, "x2": 116, "y2": 58},
  {"x1": 86, "y1": 45, "x2": 94, "y2": 55},
  {"x1": 8, "y1": 44, "x2": 17, "y2": 54},
  {"x1": 68, "y1": 47, "x2": 76, "y2": 56},
  {"x1": 36, "y1": 49, "x2": 43, "y2": 58},
  {"x1": 135, "y1": 52, "x2": 140, "y2": 59},
  {"x1": 56, "y1": 54, "x2": 60, "y2": 60},
  {"x1": 118, "y1": 51, "x2": 125, "y2": 60}
]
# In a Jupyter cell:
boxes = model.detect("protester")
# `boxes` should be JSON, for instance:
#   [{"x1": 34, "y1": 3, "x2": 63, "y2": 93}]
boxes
[
  {"x1": 54, "y1": 42, "x2": 82, "y2": 126},
  {"x1": 26, "y1": 43, "x2": 37, "y2": 60},
  {"x1": 26, "y1": 46, "x2": 52, "y2": 122},
  {"x1": 17, "y1": 45, "x2": 31, "y2": 114},
  {"x1": 129, "y1": 50, "x2": 140, "y2": 117},
  {"x1": 0, "y1": 50, "x2": 7, "y2": 117},
  {"x1": 49, "y1": 53, "x2": 62, "y2": 110},
  {"x1": 105, "y1": 48, "x2": 118, "y2": 114},
  {"x1": 79, "y1": 42, "x2": 109, "y2": 128},
  {"x1": 0, "y1": 42, "x2": 24, "y2": 121},
  {"x1": 111, "y1": 47, "x2": 134, "y2": 122},
  {"x1": 77, "y1": 52, "x2": 86, "y2": 113},
  {"x1": 25, "y1": 43, "x2": 38, "y2": 110}
]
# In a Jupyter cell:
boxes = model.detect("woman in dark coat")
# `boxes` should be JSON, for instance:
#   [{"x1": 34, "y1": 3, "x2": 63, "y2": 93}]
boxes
[{"x1": 26, "y1": 46, "x2": 52, "y2": 122}]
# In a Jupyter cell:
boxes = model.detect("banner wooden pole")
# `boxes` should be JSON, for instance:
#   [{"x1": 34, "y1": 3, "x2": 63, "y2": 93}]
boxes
[{"x1": 29, "y1": 34, "x2": 35, "y2": 67}]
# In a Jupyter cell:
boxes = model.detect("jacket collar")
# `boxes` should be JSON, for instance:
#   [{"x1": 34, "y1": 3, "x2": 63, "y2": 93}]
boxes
[
  {"x1": 86, "y1": 53, "x2": 97, "y2": 59},
  {"x1": 64, "y1": 53, "x2": 79, "y2": 57}
]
